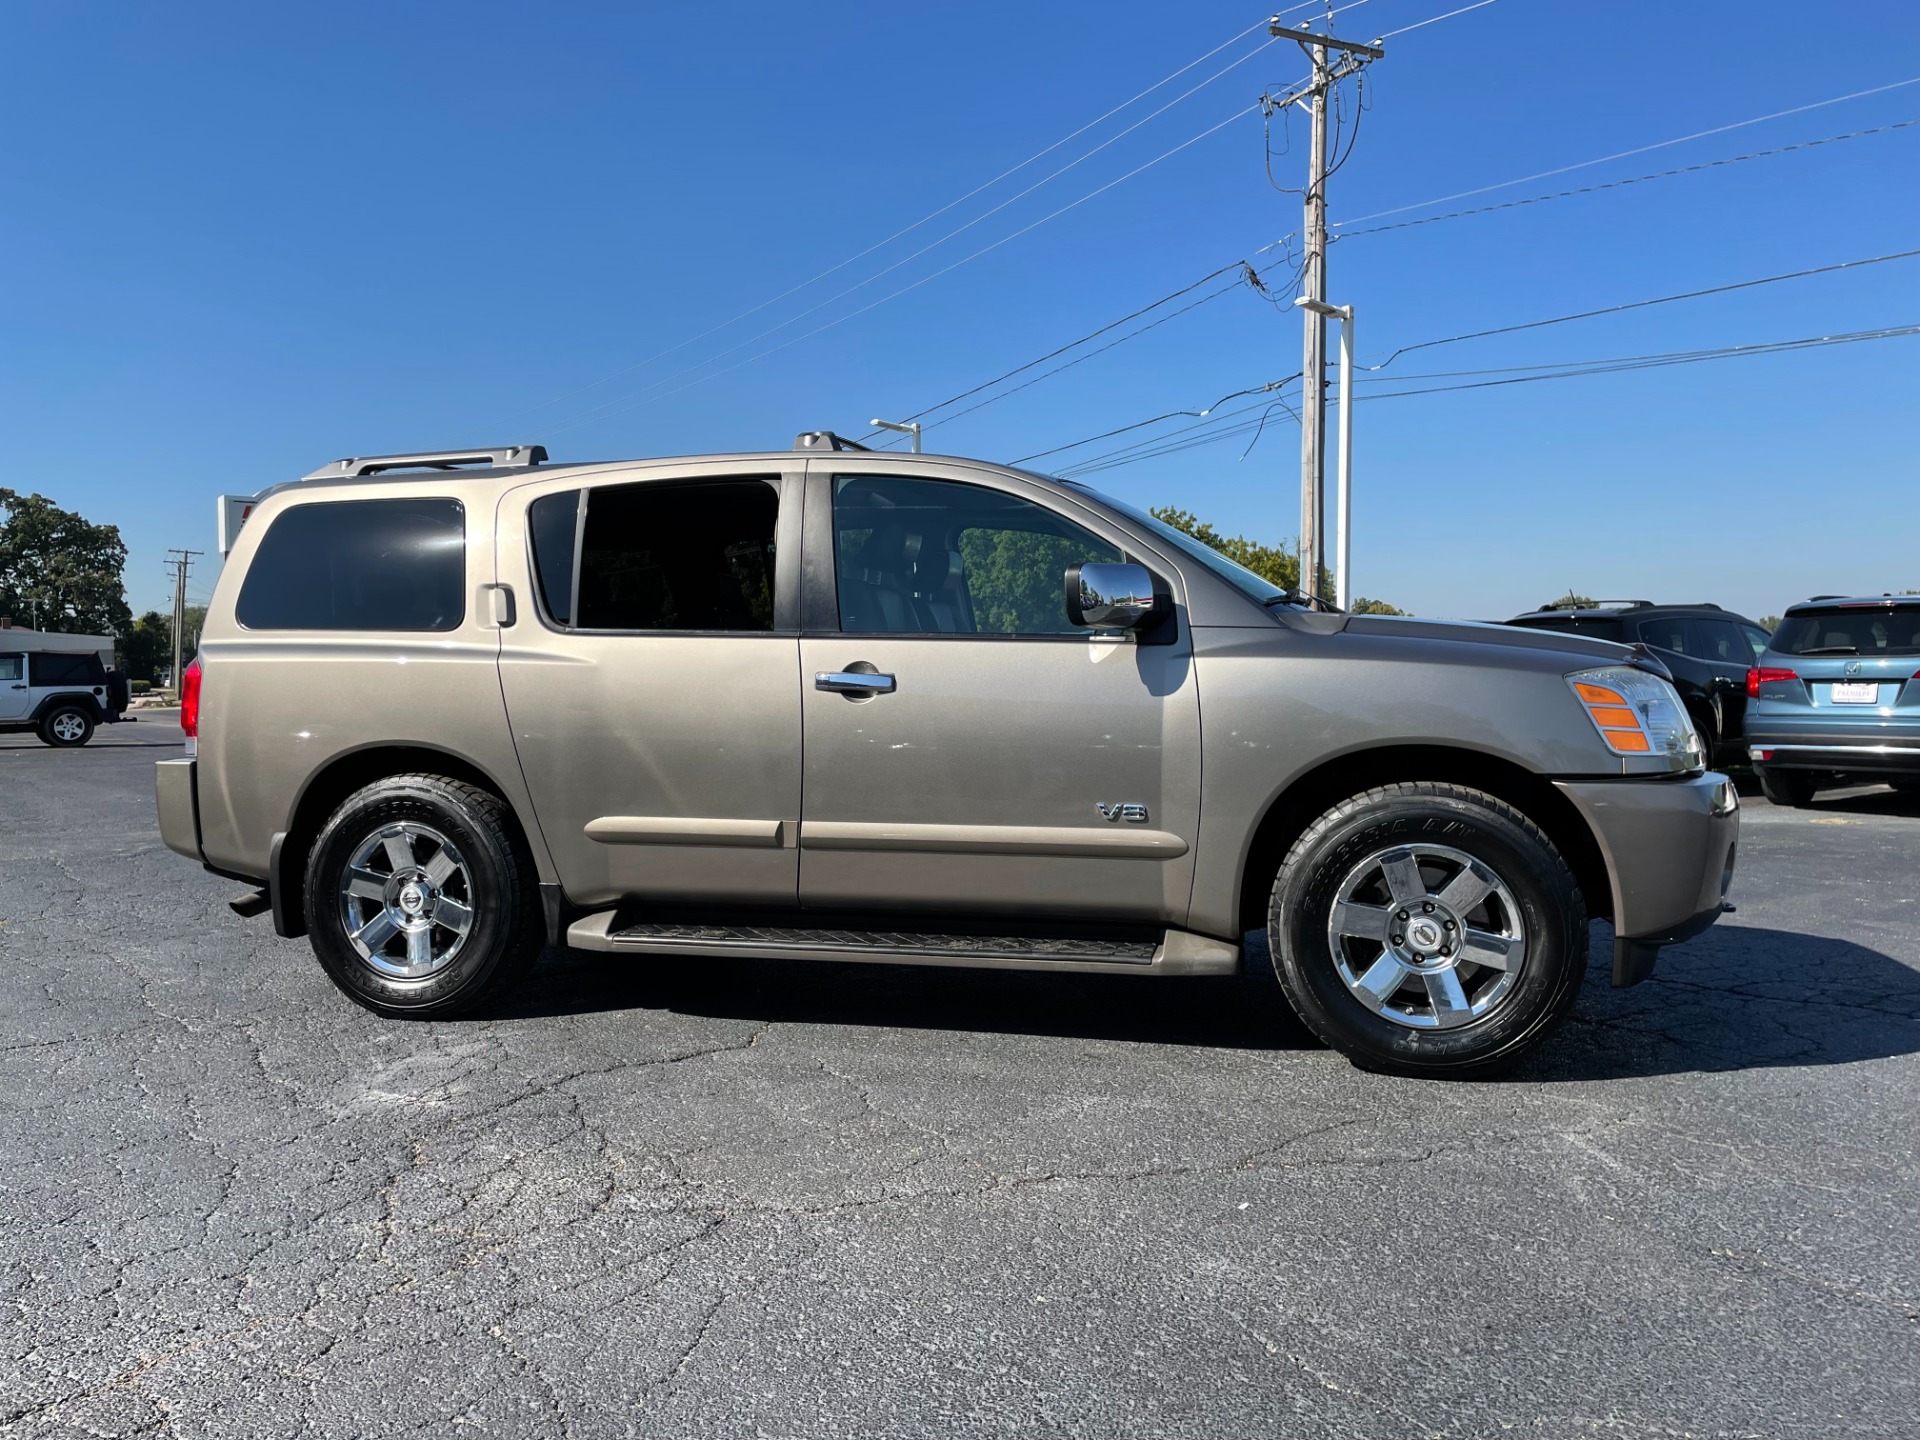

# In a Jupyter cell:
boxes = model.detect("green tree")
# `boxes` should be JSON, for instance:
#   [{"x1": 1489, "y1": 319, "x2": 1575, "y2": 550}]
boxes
[
  {"x1": 0, "y1": 489, "x2": 132, "y2": 638},
  {"x1": 120, "y1": 610, "x2": 171, "y2": 682},
  {"x1": 1350, "y1": 597, "x2": 1410, "y2": 616},
  {"x1": 1755, "y1": 615, "x2": 1781, "y2": 633},
  {"x1": 1543, "y1": 592, "x2": 1599, "y2": 610},
  {"x1": 957, "y1": 528, "x2": 1121, "y2": 633},
  {"x1": 1146, "y1": 506, "x2": 1407, "y2": 613}
]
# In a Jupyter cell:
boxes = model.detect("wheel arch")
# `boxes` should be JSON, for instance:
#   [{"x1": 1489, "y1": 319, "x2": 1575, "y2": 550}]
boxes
[
  {"x1": 30, "y1": 691, "x2": 106, "y2": 724},
  {"x1": 272, "y1": 744, "x2": 539, "y2": 940},
  {"x1": 1232, "y1": 744, "x2": 1613, "y2": 935}
]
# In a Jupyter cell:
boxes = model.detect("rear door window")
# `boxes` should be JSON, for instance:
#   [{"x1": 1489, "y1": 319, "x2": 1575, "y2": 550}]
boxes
[
  {"x1": 1635, "y1": 617, "x2": 1691, "y2": 654},
  {"x1": 573, "y1": 478, "x2": 779, "y2": 632},
  {"x1": 237, "y1": 498, "x2": 466, "y2": 631},
  {"x1": 1771, "y1": 605, "x2": 1920, "y2": 656},
  {"x1": 0, "y1": 654, "x2": 24, "y2": 682},
  {"x1": 1686, "y1": 619, "x2": 1754, "y2": 665}
]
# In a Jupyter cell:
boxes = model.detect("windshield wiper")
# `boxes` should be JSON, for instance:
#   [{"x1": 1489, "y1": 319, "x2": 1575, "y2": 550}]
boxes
[
  {"x1": 1264, "y1": 589, "x2": 1345, "y2": 614},
  {"x1": 1796, "y1": 645, "x2": 1859, "y2": 655}
]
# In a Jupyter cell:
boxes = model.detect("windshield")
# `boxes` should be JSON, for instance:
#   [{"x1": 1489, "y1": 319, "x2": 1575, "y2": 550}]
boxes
[
  {"x1": 1065, "y1": 484, "x2": 1289, "y2": 606},
  {"x1": 1771, "y1": 603, "x2": 1920, "y2": 657}
]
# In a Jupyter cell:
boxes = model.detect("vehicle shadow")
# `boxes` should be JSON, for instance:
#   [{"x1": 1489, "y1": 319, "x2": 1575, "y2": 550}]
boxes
[
  {"x1": 1803, "y1": 786, "x2": 1920, "y2": 818},
  {"x1": 495, "y1": 924, "x2": 1920, "y2": 1078}
]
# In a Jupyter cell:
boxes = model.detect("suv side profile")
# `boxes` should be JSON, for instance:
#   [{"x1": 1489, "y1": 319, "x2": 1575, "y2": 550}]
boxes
[
  {"x1": 156, "y1": 438, "x2": 1740, "y2": 1078},
  {"x1": 1505, "y1": 601, "x2": 1771, "y2": 767},
  {"x1": 0, "y1": 646, "x2": 130, "y2": 746}
]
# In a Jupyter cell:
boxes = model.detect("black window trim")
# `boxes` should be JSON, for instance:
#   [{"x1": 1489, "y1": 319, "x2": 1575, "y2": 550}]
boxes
[{"x1": 524, "y1": 470, "x2": 801, "y2": 639}]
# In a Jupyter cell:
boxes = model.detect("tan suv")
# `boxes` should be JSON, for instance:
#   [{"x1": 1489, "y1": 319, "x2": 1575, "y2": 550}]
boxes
[{"x1": 157, "y1": 436, "x2": 1739, "y2": 1076}]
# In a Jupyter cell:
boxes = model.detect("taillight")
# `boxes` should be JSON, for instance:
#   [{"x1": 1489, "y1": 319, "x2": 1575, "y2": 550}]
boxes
[
  {"x1": 181, "y1": 656, "x2": 202, "y2": 739},
  {"x1": 1746, "y1": 666, "x2": 1797, "y2": 698}
]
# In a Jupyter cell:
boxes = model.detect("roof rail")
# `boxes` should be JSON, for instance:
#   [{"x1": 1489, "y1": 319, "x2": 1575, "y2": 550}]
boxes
[
  {"x1": 793, "y1": 431, "x2": 871, "y2": 453},
  {"x1": 302, "y1": 445, "x2": 548, "y2": 481},
  {"x1": 1807, "y1": 594, "x2": 1844, "y2": 602},
  {"x1": 1536, "y1": 597, "x2": 1653, "y2": 612}
]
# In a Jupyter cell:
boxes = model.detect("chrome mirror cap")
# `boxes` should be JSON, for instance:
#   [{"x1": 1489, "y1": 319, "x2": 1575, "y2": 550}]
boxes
[{"x1": 1066, "y1": 562, "x2": 1159, "y2": 630}]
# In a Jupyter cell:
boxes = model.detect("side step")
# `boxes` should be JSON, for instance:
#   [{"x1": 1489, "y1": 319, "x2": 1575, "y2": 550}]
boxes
[{"x1": 565, "y1": 913, "x2": 1239, "y2": 976}]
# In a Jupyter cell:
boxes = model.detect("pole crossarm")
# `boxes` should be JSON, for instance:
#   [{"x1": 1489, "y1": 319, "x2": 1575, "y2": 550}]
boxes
[{"x1": 1266, "y1": 22, "x2": 1384, "y2": 59}]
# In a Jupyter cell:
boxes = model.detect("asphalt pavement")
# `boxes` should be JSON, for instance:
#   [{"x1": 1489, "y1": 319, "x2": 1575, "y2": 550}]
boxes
[{"x1": 3, "y1": 714, "x2": 1916, "y2": 1438}]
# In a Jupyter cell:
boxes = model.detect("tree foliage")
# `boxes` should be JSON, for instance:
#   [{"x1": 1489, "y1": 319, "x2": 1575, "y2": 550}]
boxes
[
  {"x1": 1146, "y1": 506, "x2": 1407, "y2": 614},
  {"x1": 0, "y1": 489, "x2": 133, "y2": 638},
  {"x1": 120, "y1": 611, "x2": 171, "y2": 682}
]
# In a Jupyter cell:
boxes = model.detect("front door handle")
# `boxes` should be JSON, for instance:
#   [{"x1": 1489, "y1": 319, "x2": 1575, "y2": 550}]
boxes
[{"x1": 815, "y1": 670, "x2": 896, "y2": 695}]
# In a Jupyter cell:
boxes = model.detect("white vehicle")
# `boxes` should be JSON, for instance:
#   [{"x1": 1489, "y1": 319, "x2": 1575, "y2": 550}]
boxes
[{"x1": 0, "y1": 642, "x2": 131, "y2": 746}]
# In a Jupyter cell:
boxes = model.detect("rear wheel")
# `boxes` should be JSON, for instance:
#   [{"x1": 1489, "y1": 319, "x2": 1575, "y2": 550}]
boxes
[
  {"x1": 1756, "y1": 766, "x2": 1817, "y2": 808},
  {"x1": 38, "y1": 705, "x2": 95, "y2": 747},
  {"x1": 304, "y1": 773, "x2": 543, "y2": 1018},
  {"x1": 1267, "y1": 782, "x2": 1587, "y2": 1079}
]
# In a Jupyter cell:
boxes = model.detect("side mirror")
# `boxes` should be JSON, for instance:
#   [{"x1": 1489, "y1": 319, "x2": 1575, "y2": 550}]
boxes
[{"x1": 1066, "y1": 561, "x2": 1159, "y2": 631}]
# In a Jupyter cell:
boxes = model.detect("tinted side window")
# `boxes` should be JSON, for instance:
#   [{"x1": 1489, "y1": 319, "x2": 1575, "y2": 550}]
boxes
[
  {"x1": 833, "y1": 474, "x2": 1122, "y2": 636},
  {"x1": 1636, "y1": 617, "x2": 1691, "y2": 654},
  {"x1": 237, "y1": 498, "x2": 466, "y2": 631},
  {"x1": 528, "y1": 489, "x2": 581, "y2": 626},
  {"x1": 1510, "y1": 615, "x2": 1625, "y2": 642},
  {"x1": 575, "y1": 479, "x2": 778, "y2": 632},
  {"x1": 1689, "y1": 619, "x2": 1752, "y2": 665},
  {"x1": 30, "y1": 652, "x2": 103, "y2": 685},
  {"x1": 0, "y1": 654, "x2": 20, "y2": 682},
  {"x1": 1740, "y1": 624, "x2": 1771, "y2": 660}
]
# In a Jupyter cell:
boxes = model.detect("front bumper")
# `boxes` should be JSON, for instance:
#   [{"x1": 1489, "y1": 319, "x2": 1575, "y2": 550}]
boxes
[
  {"x1": 1554, "y1": 771, "x2": 1740, "y2": 987},
  {"x1": 155, "y1": 758, "x2": 203, "y2": 862}
]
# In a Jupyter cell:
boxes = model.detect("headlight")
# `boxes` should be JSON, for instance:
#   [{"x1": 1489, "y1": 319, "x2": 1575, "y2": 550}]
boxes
[{"x1": 1567, "y1": 666, "x2": 1703, "y2": 768}]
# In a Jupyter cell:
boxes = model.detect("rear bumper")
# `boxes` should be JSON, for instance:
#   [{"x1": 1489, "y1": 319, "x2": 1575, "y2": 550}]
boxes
[
  {"x1": 155, "y1": 758, "x2": 203, "y2": 862},
  {"x1": 1748, "y1": 741, "x2": 1920, "y2": 775},
  {"x1": 1554, "y1": 772, "x2": 1740, "y2": 987}
]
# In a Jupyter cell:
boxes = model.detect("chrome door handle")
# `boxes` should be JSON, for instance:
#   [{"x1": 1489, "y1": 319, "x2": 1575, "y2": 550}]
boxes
[{"x1": 815, "y1": 670, "x2": 896, "y2": 695}]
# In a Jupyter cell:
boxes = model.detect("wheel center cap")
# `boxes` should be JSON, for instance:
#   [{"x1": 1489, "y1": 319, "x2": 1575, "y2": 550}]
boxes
[
  {"x1": 398, "y1": 882, "x2": 428, "y2": 916},
  {"x1": 1408, "y1": 917, "x2": 1444, "y2": 951}
]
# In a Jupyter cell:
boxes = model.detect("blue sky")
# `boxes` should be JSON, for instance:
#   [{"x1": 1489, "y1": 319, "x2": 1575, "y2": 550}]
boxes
[{"x1": 3, "y1": 0, "x2": 1915, "y2": 621}]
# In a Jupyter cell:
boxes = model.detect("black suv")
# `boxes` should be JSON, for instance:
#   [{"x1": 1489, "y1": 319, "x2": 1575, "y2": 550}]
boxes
[{"x1": 1505, "y1": 601, "x2": 1771, "y2": 766}]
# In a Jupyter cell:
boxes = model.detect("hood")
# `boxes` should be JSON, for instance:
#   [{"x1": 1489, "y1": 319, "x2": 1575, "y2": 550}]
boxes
[{"x1": 1339, "y1": 613, "x2": 1636, "y2": 666}]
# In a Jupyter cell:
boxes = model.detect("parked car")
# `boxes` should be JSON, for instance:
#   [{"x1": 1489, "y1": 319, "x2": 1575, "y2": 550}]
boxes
[
  {"x1": 1505, "y1": 600, "x2": 1771, "y2": 766},
  {"x1": 1745, "y1": 594, "x2": 1920, "y2": 806},
  {"x1": 154, "y1": 437, "x2": 1739, "y2": 1078},
  {"x1": 0, "y1": 645, "x2": 131, "y2": 746}
]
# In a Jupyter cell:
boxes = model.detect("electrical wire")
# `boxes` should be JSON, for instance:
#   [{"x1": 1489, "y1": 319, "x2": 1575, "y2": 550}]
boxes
[
  {"x1": 544, "y1": 100, "x2": 1270, "y2": 435},
  {"x1": 1335, "y1": 120, "x2": 1920, "y2": 238},
  {"x1": 1376, "y1": 0, "x2": 1497, "y2": 40},
  {"x1": 1365, "y1": 249, "x2": 1920, "y2": 369},
  {"x1": 500, "y1": 13, "x2": 1305, "y2": 424},
  {"x1": 1333, "y1": 75, "x2": 1920, "y2": 230}
]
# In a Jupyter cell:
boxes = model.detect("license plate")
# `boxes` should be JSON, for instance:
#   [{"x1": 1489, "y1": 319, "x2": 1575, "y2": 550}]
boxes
[{"x1": 1830, "y1": 682, "x2": 1879, "y2": 704}]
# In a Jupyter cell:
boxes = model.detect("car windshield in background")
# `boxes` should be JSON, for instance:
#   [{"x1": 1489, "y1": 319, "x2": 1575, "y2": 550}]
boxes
[
  {"x1": 1509, "y1": 614, "x2": 1627, "y2": 642},
  {"x1": 1062, "y1": 483, "x2": 1289, "y2": 606},
  {"x1": 1770, "y1": 604, "x2": 1920, "y2": 656}
]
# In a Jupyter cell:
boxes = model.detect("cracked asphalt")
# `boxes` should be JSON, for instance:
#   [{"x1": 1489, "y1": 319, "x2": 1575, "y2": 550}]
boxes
[{"x1": 3, "y1": 713, "x2": 1917, "y2": 1438}]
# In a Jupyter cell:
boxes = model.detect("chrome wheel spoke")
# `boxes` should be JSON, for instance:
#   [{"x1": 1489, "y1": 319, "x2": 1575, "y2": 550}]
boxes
[
  {"x1": 382, "y1": 832, "x2": 415, "y2": 873},
  {"x1": 346, "y1": 867, "x2": 387, "y2": 902},
  {"x1": 1351, "y1": 953, "x2": 1410, "y2": 1011},
  {"x1": 1461, "y1": 927, "x2": 1523, "y2": 973},
  {"x1": 1332, "y1": 900, "x2": 1391, "y2": 945},
  {"x1": 432, "y1": 895, "x2": 472, "y2": 935},
  {"x1": 1423, "y1": 968, "x2": 1473, "y2": 1027},
  {"x1": 421, "y1": 845, "x2": 459, "y2": 889},
  {"x1": 1436, "y1": 863, "x2": 1496, "y2": 918},
  {"x1": 353, "y1": 909, "x2": 399, "y2": 954},
  {"x1": 1379, "y1": 849, "x2": 1428, "y2": 906},
  {"x1": 405, "y1": 924, "x2": 433, "y2": 971}
]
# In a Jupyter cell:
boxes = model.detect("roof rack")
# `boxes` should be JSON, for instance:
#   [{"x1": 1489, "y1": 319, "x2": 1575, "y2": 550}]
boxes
[
  {"x1": 792, "y1": 431, "x2": 871, "y2": 453},
  {"x1": 1536, "y1": 598, "x2": 1653, "y2": 612},
  {"x1": 302, "y1": 445, "x2": 548, "y2": 481}
]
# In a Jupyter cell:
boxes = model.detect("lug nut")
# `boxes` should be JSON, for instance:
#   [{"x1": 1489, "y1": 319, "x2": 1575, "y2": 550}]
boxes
[
  {"x1": 1423, "y1": 901, "x2": 1436, "y2": 913},
  {"x1": 1391, "y1": 933, "x2": 1404, "y2": 946},
  {"x1": 1397, "y1": 909, "x2": 1409, "y2": 921},
  {"x1": 1444, "y1": 919, "x2": 1456, "y2": 931}
]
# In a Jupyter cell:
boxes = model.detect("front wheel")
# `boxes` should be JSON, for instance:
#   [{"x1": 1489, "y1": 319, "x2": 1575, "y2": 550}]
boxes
[
  {"x1": 304, "y1": 773, "x2": 544, "y2": 1018},
  {"x1": 39, "y1": 705, "x2": 95, "y2": 747},
  {"x1": 1267, "y1": 782, "x2": 1587, "y2": 1078}
]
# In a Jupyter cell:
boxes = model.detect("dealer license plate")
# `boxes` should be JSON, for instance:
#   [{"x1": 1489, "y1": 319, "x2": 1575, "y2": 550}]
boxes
[{"x1": 1830, "y1": 682, "x2": 1879, "y2": 704}]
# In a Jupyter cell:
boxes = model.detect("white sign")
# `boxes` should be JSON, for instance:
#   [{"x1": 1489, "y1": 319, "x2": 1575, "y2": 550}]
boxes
[{"x1": 217, "y1": 494, "x2": 260, "y2": 557}]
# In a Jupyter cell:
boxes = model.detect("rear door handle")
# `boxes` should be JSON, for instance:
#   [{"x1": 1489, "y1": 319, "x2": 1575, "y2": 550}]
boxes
[{"x1": 815, "y1": 670, "x2": 896, "y2": 695}]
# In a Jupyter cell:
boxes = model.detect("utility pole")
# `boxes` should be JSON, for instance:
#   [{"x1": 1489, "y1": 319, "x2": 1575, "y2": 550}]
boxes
[
  {"x1": 1266, "y1": 19, "x2": 1382, "y2": 604},
  {"x1": 164, "y1": 549, "x2": 201, "y2": 694}
]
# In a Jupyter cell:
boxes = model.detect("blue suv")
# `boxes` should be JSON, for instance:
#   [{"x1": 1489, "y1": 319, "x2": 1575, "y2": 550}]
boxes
[{"x1": 1746, "y1": 595, "x2": 1920, "y2": 806}]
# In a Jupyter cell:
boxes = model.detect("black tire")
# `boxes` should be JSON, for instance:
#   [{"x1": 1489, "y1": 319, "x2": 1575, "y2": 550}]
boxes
[
  {"x1": 1266, "y1": 782, "x2": 1588, "y2": 1079},
  {"x1": 38, "y1": 705, "x2": 95, "y2": 747},
  {"x1": 1756, "y1": 766, "x2": 1817, "y2": 808},
  {"x1": 304, "y1": 773, "x2": 543, "y2": 1018}
]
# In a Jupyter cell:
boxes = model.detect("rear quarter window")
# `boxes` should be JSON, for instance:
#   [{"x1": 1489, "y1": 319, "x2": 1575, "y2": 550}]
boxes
[
  {"x1": 236, "y1": 498, "x2": 466, "y2": 631},
  {"x1": 29, "y1": 652, "x2": 104, "y2": 685}
]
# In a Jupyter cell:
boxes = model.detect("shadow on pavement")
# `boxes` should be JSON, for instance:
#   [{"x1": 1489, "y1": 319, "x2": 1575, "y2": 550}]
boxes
[
  {"x1": 494, "y1": 922, "x2": 1920, "y2": 1078},
  {"x1": 1800, "y1": 786, "x2": 1920, "y2": 818}
]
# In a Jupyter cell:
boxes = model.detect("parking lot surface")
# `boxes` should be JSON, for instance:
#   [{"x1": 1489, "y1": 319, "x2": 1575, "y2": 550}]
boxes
[{"x1": 3, "y1": 715, "x2": 1917, "y2": 1438}]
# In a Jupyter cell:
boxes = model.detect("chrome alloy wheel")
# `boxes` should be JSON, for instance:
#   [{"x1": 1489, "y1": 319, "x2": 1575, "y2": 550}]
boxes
[
  {"x1": 50, "y1": 712, "x2": 88, "y2": 742},
  {"x1": 1326, "y1": 843, "x2": 1528, "y2": 1030},
  {"x1": 338, "y1": 822, "x2": 475, "y2": 979}
]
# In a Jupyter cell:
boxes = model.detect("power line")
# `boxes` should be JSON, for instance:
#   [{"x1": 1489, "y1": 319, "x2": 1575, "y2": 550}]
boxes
[
  {"x1": 1366, "y1": 248, "x2": 1920, "y2": 368},
  {"x1": 504, "y1": 10, "x2": 1322, "y2": 426},
  {"x1": 545, "y1": 99, "x2": 1272, "y2": 435},
  {"x1": 1335, "y1": 120, "x2": 1919, "y2": 238},
  {"x1": 1332, "y1": 75, "x2": 1920, "y2": 230}
]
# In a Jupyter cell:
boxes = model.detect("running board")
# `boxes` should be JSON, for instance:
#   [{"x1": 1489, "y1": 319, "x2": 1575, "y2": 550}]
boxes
[{"x1": 564, "y1": 913, "x2": 1239, "y2": 976}]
